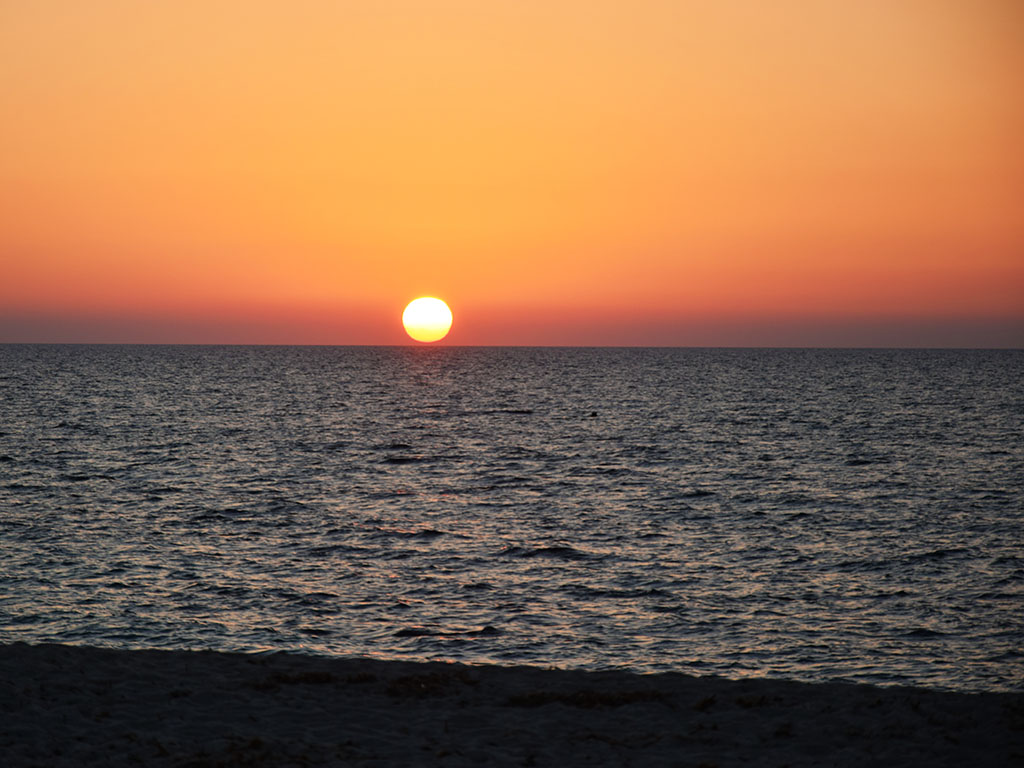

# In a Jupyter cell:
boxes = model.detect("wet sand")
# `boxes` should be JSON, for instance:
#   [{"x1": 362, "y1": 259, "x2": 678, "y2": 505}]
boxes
[{"x1": 2, "y1": 643, "x2": 1021, "y2": 766}]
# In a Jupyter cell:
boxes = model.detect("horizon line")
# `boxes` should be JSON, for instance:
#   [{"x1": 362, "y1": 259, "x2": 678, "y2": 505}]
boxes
[{"x1": 2, "y1": 342, "x2": 1022, "y2": 351}]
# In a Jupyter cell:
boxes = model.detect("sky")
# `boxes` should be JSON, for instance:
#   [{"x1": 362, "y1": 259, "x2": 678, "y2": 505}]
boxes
[{"x1": 1, "y1": 0, "x2": 1022, "y2": 346}]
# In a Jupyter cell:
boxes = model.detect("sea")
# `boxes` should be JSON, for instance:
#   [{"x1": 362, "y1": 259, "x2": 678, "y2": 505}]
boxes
[{"x1": 1, "y1": 345, "x2": 1021, "y2": 693}]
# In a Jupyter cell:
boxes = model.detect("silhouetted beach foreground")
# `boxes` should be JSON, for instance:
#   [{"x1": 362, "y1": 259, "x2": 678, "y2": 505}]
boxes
[{"x1": 2, "y1": 644, "x2": 1021, "y2": 767}]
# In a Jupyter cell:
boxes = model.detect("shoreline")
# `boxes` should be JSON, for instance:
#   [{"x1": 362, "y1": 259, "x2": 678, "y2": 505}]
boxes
[{"x1": 2, "y1": 643, "x2": 1021, "y2": 766}]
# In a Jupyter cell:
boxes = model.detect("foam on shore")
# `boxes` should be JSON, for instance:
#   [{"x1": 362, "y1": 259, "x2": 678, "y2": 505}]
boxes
[{"x1": 2, "y1": 643, "x2": 1021, "y2": 766}]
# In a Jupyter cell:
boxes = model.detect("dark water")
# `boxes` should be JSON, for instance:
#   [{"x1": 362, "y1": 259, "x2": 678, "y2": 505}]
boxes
[{"x1": 1, "y1": 345, "x2": 1021, "y2": 692}]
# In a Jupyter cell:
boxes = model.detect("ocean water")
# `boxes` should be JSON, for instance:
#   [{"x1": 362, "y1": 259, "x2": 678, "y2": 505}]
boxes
[{"x1": 1, "y1": 345, "x2": 1021, "y2": 693}]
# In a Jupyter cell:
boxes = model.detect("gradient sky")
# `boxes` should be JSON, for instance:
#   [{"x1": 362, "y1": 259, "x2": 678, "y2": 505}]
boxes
[{"x1": 2, "y1": 0, "x2": 1022, "y2": 345}]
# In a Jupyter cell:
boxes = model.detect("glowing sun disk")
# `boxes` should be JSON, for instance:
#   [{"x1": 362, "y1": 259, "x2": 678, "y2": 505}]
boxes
[{"x1": 402, "y1": 297, "x2": 453, "y2": 342}]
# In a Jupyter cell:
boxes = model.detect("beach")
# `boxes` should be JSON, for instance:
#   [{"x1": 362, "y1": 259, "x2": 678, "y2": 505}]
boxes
[{"x1": 2, "y1": 643, "x2": 1021, "y2": 767}]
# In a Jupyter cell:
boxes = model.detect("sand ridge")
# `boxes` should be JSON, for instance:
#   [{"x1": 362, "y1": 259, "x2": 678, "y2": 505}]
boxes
[{"x1": 2, "y1": 643, "x2": 1021, "y2": 766}]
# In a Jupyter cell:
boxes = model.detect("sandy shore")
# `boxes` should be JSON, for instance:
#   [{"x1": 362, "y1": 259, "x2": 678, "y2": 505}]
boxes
[{"x1": 2, "y1": 643, "x2": 1021, "y2": 767}]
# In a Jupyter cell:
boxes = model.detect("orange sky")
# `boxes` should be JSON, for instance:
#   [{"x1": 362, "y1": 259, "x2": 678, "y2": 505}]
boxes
[{"x1": 2, "y1": 0, "x2": 1022, "y2": 345}]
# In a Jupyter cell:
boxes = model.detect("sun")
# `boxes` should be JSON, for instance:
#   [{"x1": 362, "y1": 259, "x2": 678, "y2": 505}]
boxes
[{"x1": 402, "y1": 297, "x2": 453, "y2": 343}]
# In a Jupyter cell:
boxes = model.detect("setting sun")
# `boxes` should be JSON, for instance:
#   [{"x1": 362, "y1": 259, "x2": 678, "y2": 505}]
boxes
[{"x1": 402, "y1": 297, "x2": 453, "y2": 343}]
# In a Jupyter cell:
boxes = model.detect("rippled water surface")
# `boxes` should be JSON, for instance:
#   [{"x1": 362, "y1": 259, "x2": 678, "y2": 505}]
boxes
[{"x1": 1, "y1": 345, "x2": 1022, "y2": 692}]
